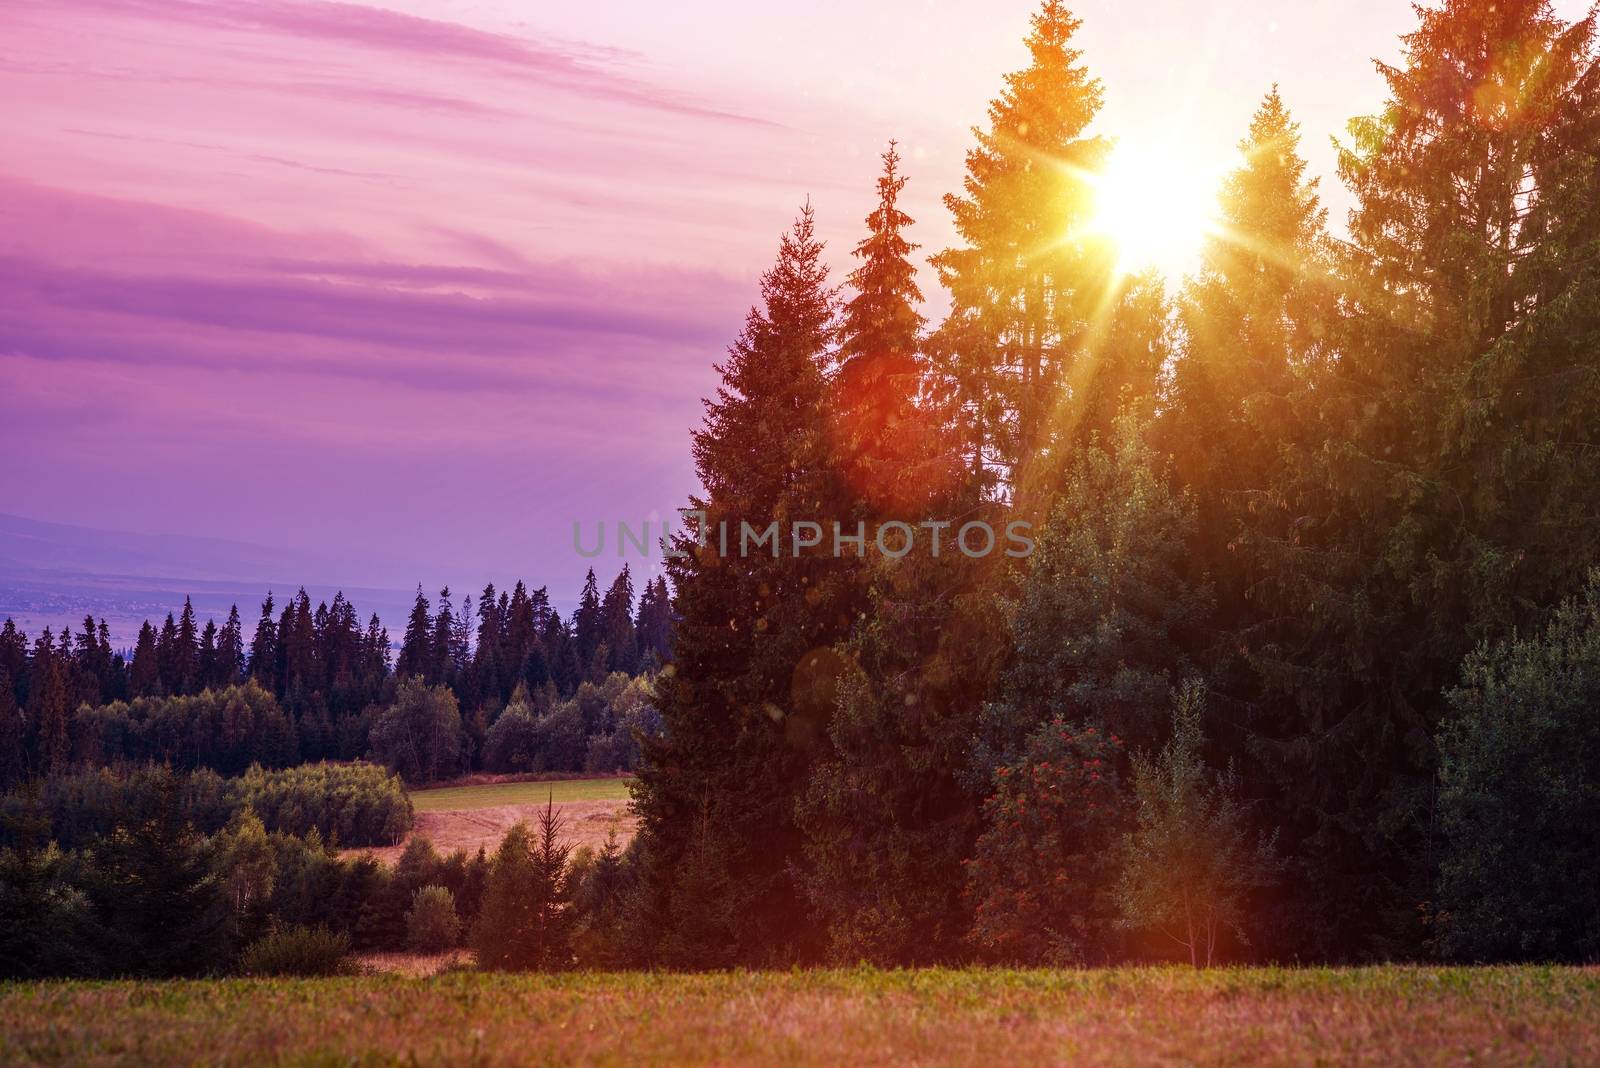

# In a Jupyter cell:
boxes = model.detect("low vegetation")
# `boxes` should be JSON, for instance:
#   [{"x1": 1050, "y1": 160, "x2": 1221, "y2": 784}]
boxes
[{"x1": 0, "y1": 967, "x2": 1595, "y2": 1066}]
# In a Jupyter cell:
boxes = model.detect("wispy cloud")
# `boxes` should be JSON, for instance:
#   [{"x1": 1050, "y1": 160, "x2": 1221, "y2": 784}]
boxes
[{"x1": 16, "y1": 0, "x2": 778, "y2": 126}]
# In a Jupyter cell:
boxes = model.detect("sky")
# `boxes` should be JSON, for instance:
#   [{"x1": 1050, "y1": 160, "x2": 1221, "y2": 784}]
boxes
[{"x1": 4, "y1": 0, "x2": 1593, "y2": 602}]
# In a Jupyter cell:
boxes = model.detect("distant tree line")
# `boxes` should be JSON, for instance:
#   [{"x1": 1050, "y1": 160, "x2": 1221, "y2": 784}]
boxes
[{"x1": 0, "y1": 565, "x2": 672, "y2": 786}]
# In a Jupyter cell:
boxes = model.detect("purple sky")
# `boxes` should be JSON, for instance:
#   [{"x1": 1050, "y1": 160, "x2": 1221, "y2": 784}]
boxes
[{"x1": 5, "y1": 0, "x2": 1590, "y2": 600}]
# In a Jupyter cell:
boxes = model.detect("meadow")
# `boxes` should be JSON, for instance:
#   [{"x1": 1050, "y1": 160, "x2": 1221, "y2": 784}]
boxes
[
  {"x1": 1, "y1": 966, "x2": 1595, "y2": 1066},
  {"x1": 408, "y1": 776, "x2": 633, "y2": 812},
  {"x1": 347, "y1": 775, "x2": 637, "y2": 866}
]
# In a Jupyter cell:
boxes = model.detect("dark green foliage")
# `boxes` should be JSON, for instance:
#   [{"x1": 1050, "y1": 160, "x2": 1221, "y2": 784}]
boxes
[
  {"x1": 72, "y1": 682, "x2": 298, "y2": 775},
  {"x1": 1115, "y1": 682, "x2": 1281, "y2": 967},
  {"x1": 237, "y1": 924, "x2": 353, "y2": 977},
  {"x1": 1, "y1": 762, "x2": 411, "y2": 851},
  {"x1": 1241, "y1": 0, "x2": 1600, "y2": 958},
  {"x1": 0, "y1": 671, "x2": 22, "y2": 792},
  {"x1": 569, "y1": 825, "x2": 634, "y2": 967},
  {"x1": 1435, "y1": 571, "x2": 1600, "y2": 961},
  {"x1": 407, "y1": 884, "x2": 462, "y2": 952},
  {"x1": 474, "y1": 804, "x2": 574, "y2": 971},
  {"x1": 794, "y1": 549, "x2": 999, "y2": 965},
  {"x1": 631, "y1": 203, "x2": 856, "y2": 966},
  {"x1": 369, "y1": 678, "x2": 463, "y2": 784},
  {"x1": 83, "y1": 767, "x2": 232, "y2": 977},
  {"x1": 0, "y1": 801, "x2": 102, "y2": 979},
  {"x1": 979, "y1": 411, "x2": 1210, "y2": 769},
  {"x1": 966, "y1": 720, "x2": 1127, "y2": 964}
]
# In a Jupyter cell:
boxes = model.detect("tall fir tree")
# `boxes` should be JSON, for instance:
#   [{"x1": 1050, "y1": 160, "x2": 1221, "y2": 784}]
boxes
[
  {"x1": 397, "y1": 587, "x2": 433, "y2": 681},
  {"x1": 0, "y1": 669, "x2": 23, "y2": 790},
  {"x1": 573, "y1": 569, "x2": 604, "y2": 678},
  {"x1": 129, "y1": 621, "x2": 161, "y2": 698},
  {"x1": 632, "y1": 203, "x2": 851, "y2": 965},
  {"x1": 26, "y1": 630, "x2": 70, "y2": 776},
  {"x1": 1165, "y1": 87, "x2": 1334, "y2": 679},
  {"x1": 248, "y1": 594, "x2": 278, "y2": 690},
  {"x1": 930, "y1": 0, "x2": 1108, "y2": 492},
  {"x1": 1248, "y1": 0, "x2": 1600, "y2": 957},
  {"x1": 600, "y1": 566, "x2": 639, "y2": 675}
]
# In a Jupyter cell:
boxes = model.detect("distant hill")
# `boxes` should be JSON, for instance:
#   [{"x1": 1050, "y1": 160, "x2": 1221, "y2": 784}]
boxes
[{"x1": 0, "y1": 513, "x2": 418, "y2": 648}]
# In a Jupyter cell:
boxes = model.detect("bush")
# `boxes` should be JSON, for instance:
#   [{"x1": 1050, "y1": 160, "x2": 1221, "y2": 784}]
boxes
[
  {"x1": 407, "y1": 885, "x2": 461, "y2": 952},
  {"x1": 234, "y1": 762, "x2": 412, "y2": 846},
  {"x1": 238, "y1": 924, "x2": 353, "y2": 977},
  {"x1": 1436, "y1": 570, "x2": 1600, "y2": 962},
  {"x1": 2, "y1": 762, "x2": 412, "y2": 851},
  {"x1": 1115, "y1": 682, "x2": 1279, "y2": 968},
  {"x1": 965, "y1": 717, "x2": 1128, "y2": 965}
]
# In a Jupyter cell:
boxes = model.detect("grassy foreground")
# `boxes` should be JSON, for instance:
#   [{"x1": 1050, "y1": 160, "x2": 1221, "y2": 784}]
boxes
[
  {"x1": 1, "y1": 966, "x2": 1597, "y2": 1066},
  {"x1": 408, "y1": 776, "x2": 632, "y2": 812}
]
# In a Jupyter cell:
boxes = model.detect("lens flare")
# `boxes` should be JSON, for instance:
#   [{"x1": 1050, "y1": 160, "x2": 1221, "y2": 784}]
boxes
[{"x1": 1087, "y1": 138, "x2": 1222, "y2": 279}]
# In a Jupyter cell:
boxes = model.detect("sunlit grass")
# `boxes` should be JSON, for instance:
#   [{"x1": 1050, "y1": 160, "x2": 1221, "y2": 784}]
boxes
[
  {"x1": 408, "y1": 776, "x2": 632, "y2": 812},
  {"x1": 1, "y1": 967, "x2": 1594, "y2": 1066}
]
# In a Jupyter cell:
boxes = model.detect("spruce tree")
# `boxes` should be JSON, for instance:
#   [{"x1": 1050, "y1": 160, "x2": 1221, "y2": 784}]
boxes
[
  {"x1": 633, "y1": 576, "x2": 674, "y2": 667},
  {"x1": 197, "y1": 620, "x2": 218, "y2": 693},
  {"x1": 248, "y1": 594, "x2": 278, "y2": 690},
  {"x1": 129, "y1": 621, "x2": 161, "y2": 698},
  {"x1": 1164, "y1": 87, "x2": 1335, "y2": 703},
  {"x1": 85, "y1": 768, "x2": 231, "y2": 977},
  {"x1": 600, "y1": 566, "x2": 639, "y2": 675},
  {"x1": 930, "y1": 0, "x2": 1108, "y2": 491},
  {"x1": 1250, "y1": 0, "x2": 1600, "y2": 956},
  {"x1": 573, "y1": 569, "x2": 603, "y2": 677},
  {"x1": 397, "y1": 587, "x2": 432, "y2": 681},
  {"x1": 26, "y1": 630, "x2": 70, "y2": 776},
  {"x1": 632, "y1": 203, "x2": 849, "y2": 964},
  {"x1": 0, "y1": 670, "x2": 23, "y2": 791},
  {"x1": 174, "y1": 598, "x2": 199, "y2": 695}
]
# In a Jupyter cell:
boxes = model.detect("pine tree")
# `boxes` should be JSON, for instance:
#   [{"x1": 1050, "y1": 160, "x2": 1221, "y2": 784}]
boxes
[
  {"x1": 129, "y1": 621, "x2": 161, "y2": 698},
  {"x1": 831, "y1": 142, "x2": 965, "y2": 523},
  {"x1": 633, "y1": 576, "x2": 674, "y2": 667},
  {"x1": 1248, "y1": 0, "x2": 1600, "y2": 957},
  {"x1": 0, "y1": 621, "x2": 26, "y2": 699},
  {"x1": 600, "y1": 566, "x2": 638, "y2": 675},
  {"x1": 155, "y1": 613, "x2": 179, "y2": 695},
  {"x1": 173, "y1": 597, "x2": 199, "y2": 695},
  {"x1": 978, "y1": 410, "x2": 1211, "y2": 766},
  {"x1": 0, "y1": 669, "x2": 23, "y2": 791},
  {"x1": 473, "y1": 806, "x2": 574, "y2": 971},
  {"x1": 1163, "y1": 87, "x2": 1335, "y2": 707},
  {"x1": 632, "y1": 204, "x2": 850, "y2": 964},
  {"x1": 930, "y1": 0, "x2": 1108, "y2": 491},
  {"x1": 474, "y1": 582, "x2": 503, "y2": 707},
  {"x1": 248, "y1": 594, "x2": 278, "y2": 690},
  {"x1": 573, "y1": 569, "x2": 603, "y2": 677},
  {"x1": 197, "y1": 620, "x2": 218, "y2": 693},
  {"x1": 26, "y1": 630, "x2": 70, "y2": 776},
  {"x1": 85, "y1": 768, "x2": 232, "y2": 977},
  {"x1": 430, "y1": 587, "x2": 457, "y2": 689},
  {"x1": 397, "y1": 587, "x2": 432, "y2": 681}
]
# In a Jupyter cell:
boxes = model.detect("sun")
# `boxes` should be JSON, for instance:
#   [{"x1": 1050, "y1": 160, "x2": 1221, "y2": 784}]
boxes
[{"x1": 1086, "y1": 138, "x2": 1222, "y2": 279}]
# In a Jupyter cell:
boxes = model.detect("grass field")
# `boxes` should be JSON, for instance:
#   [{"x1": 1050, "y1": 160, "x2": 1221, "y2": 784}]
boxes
[
  {"x1": 408, "y1": 776, "x2": 633, "y2": 812},
  {"x1": 344, "y1": 776, "x2": 637, "y2": 865},
  {"x1": 1, "y1": 966, "x2": 1596, "y2": 1066}
]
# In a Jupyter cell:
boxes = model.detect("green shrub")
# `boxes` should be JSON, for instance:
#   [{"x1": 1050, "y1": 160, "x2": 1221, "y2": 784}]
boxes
[
  {"x1": 1436, "y1": 570, "x2": 1600, "y2": 962},
  {"x1": 407, "y1": 884, "x2": 461, "y2": 952},
  {"x1": 238, "y1": 924, "x2": 353, "y2": 977}
]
